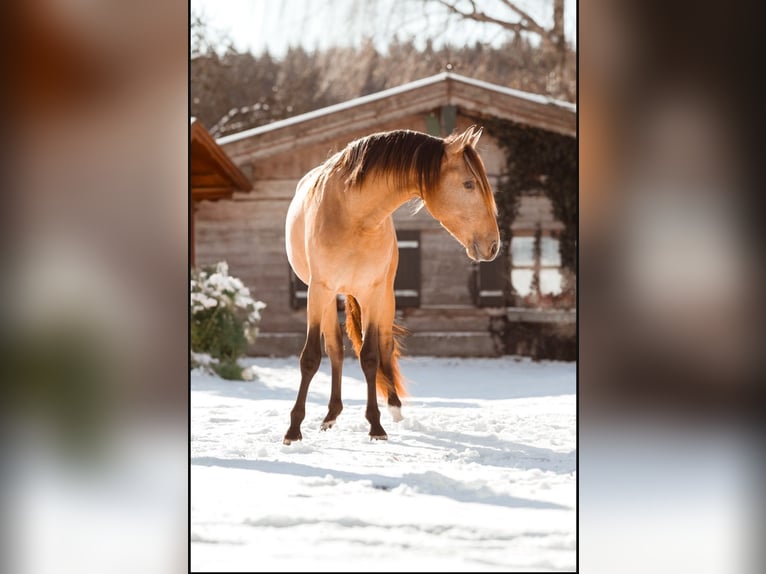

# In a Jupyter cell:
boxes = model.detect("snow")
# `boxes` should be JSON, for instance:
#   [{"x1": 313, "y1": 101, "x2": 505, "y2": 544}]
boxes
[{"x1": 191, "y1": 356, "x2": 576, "y2": 572}]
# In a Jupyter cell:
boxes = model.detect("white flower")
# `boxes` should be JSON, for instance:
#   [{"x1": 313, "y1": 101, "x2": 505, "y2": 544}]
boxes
[
  {"x1": 202, "y1": 296, "x2": 218, "y2": 309},
  {"x1": 234, "y1": 294, "x2": 253, "y2": 309},
  {"x1": 191, "y1": 263, "x2": 265, "y2": 337},
  {"x1": 248, "y1": 301, "x2": 266, "y2": 323},
  {"x1": 207, "y1": 272, "x2": 225, "y2": 291}
]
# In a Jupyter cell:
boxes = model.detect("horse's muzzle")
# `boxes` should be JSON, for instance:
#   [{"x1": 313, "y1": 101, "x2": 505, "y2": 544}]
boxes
[{"x1": 470, "y1": 239, "x2": 500, "y2": 262}]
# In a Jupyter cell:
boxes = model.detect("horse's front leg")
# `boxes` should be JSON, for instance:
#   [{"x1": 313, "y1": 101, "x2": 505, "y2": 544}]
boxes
[
  {"x1": 283, "y1": 324, "x2": 321, "y2": 444},
  {"x1": 360, "y1": 325, "x2": 387, "y2": 440},
  {"x1": 321, "y1": 300, "x2": 344, "y2": 430},
  {"x1": 284, "y1": 286, "x2": 332, "y2": 445}
]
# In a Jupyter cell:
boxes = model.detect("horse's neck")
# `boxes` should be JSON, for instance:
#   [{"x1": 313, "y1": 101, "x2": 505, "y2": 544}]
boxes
[{"x1": 347, "y1": 179, "x2": 420, "y2": 227}]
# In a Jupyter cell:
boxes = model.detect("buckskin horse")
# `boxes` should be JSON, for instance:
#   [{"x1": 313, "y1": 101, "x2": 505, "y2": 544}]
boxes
[{"x1": 283, "y1": 126, "x2": 499, "y2": 444}]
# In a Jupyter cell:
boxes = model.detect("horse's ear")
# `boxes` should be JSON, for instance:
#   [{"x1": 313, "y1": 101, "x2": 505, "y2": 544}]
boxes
[
  {"x1": 467, "y1": 126, "x2": 483, "y2": 148},
  {"x1": 446, "y1": 126, "x2": 478, "y2": 154}
]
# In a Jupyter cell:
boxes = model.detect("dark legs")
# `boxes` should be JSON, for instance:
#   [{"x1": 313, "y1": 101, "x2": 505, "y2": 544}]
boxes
[
  {"x1": 284, "y1": 288, "x2": 396, "y2": 443},
  {"x1": 379, "y1": 284, "x2": 403, "y2": 422},
  {"x1": 283, "y1": 324, "x2": 322, "y2": 445},
  {"x1": 379, "y1": 333, "x2": 403, "y2": 422},
  {"x1": 321, "y1": 302, "x2": 344, "y2": 430},
  {"x1": 360, "y1": 325, "x2": 387, "y2": 439},
  {"x1": 284, "y1": 285, "x2": 334, "y2": 444}
]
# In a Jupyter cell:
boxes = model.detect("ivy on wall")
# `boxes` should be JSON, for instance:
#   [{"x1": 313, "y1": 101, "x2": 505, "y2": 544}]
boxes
[{"x1": 481, "y1": 118, "x2": 577, "y2": 273}]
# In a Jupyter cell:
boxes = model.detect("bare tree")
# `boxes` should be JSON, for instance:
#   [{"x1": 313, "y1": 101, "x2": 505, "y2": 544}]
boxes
[{"x1": 432, "y1": 0, "x2": 573, "y2": 99}]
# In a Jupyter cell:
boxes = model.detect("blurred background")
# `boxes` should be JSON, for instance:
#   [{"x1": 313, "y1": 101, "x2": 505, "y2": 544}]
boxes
[
  {"x1": 579, "y1": 0, "x2": 764, "y2": 573},
  {"x1": 2, "y1": 1, "x2": 188, "y2": 573},
  {"x1": 1, "y1": 0, "x2": 763, "y2": 573}
]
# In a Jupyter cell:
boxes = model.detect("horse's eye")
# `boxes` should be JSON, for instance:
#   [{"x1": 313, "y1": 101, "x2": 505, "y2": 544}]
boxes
[{"x1": 463, "y1": 180, "x2": 475, "y2": 190}]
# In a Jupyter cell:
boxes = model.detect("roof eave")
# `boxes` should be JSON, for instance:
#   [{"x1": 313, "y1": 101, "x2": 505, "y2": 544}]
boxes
[
  {"x1": 217, "y1": 73, "x2": 576, "y2": 159},
  {"x1": 191, "y1": 120, "x2": 252, "y2": 192}
]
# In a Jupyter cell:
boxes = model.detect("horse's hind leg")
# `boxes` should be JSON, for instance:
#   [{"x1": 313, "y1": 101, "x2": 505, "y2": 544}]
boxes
[
  {"x1": 321, "y1": 299, "x2": 343, "y2": 430},
  {"x1": 378, "y1": 290, "x2": 403, "y2": 422},
  {"x1": 284, "y1": 286, "x2": 333, "y2": 445},
  {"x1": 379, "y1": 329, "x2": 403, "y2": 422},
  {"x1": 360, "y1": 324, "x2": 387, "y2": 440}
]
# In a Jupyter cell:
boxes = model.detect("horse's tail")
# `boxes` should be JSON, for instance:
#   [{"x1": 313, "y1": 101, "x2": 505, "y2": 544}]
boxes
[
  {"x1": 344, "y1": 294, "x2": 364, "y2": 357},
  {"x1": 344, "y1": 295, "x2": 407, "y2": 399}
]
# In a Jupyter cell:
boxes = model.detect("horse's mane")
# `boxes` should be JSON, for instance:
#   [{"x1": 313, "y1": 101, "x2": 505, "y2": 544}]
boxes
[
  {"x1": 315, "y1": 129, "x2": 496, "y2": 215},
  {"x1": 330, "y1": 130, "x2": 445, "y2": 197}
]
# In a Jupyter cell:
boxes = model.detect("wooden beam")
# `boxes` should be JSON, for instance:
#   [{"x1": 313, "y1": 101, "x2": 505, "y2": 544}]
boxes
[{"x1": 191, "y1": 173, "x2": 229, "y2": 188}]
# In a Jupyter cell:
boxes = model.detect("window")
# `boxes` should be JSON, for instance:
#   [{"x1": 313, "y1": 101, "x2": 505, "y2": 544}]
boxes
[
  {"x1": 539, "y1": 236, "x2": 563, "y2": 295},
  {"x1": 510, "y1": 231, "x2": 563, "y2": 298}
]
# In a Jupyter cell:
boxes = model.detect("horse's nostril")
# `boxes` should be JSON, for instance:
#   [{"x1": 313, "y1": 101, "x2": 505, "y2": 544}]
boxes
[{"x1": 489, "y1": 241, "x2": 498, "y2": 257}]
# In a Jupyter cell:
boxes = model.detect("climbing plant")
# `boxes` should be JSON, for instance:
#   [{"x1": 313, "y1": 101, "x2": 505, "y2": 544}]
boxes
[{"x1": 482, "y1": 118, "x2": 577, "y2": 273}]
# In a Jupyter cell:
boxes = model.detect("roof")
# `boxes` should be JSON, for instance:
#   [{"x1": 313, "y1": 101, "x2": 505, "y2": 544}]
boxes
[
  {"x1": 191, "y1": 119, "x2": 252, "y2": 201},
  {"x1": 217, "y1": 72, "x2": 576, "y2": 160}
]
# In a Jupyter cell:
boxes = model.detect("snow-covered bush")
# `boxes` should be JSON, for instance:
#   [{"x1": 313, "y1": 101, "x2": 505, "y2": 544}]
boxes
[{"x1": 190, "y1": 262, "x2": 266, "y2": 379}]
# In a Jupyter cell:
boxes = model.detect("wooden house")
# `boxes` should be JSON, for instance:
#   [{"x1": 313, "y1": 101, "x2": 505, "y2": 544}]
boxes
[{"x1": 195, "y1": 73, "x2": 576, "y2": 359}]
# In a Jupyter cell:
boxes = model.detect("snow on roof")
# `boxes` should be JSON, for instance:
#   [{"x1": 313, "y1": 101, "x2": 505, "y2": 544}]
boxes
[
  {"x1": 452, "y1": 74, "x2": 577, "y2": 112},
  {"x1": 217, "y1": 72, "x2": 575, "y2": 145}
]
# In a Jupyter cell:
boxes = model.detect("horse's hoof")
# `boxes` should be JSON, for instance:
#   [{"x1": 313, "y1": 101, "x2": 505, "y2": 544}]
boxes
[
  {"x1": 369, "y1": 432, "x2": 388, "y2": 441},
  {"x1": 283, "y1": 430, "x2": 302, "y2": 445},
  {"x1": 320, "y1": 420, "x2": 335, "y2": 431},
  {"x1": 388, "y1": 406, "x2": 404, "y2": 422}
]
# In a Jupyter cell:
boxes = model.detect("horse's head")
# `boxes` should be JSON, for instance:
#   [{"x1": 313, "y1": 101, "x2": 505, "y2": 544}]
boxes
[{"x1": 424, "y1": 126, "x2": 500, "y2": 262}]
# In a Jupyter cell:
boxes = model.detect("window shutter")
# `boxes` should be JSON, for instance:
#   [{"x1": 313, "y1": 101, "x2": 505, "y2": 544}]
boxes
[
  {"x1": 394, "y1": 230, "x2": 421, "y2": 308},
  {"x1": 476, "y1": 255, "x2": 508, "y2": 307}
]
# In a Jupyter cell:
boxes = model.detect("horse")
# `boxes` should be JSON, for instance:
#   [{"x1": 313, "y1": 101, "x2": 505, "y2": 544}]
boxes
[{"x1": 283, "y1": 125, "x2": 499, "y2": 444}]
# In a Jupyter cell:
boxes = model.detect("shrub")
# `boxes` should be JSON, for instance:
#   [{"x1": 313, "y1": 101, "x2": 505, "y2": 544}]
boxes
[
  {"x1": 210, "y1": 360, "x2": 248, "y2": 381},
  {"x1": 190, "y1": 262, "x2": 266, "y2": 379}
]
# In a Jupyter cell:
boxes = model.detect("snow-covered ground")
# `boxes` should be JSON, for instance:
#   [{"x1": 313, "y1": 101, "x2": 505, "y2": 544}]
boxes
[{"x1": 191, "y1": 356, "x2": 576, "y2": 572}]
